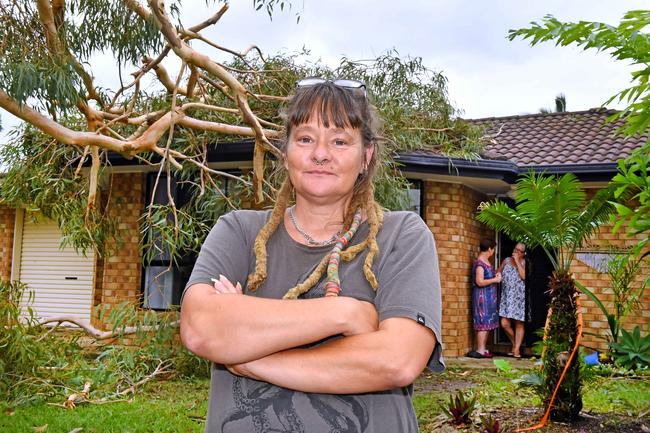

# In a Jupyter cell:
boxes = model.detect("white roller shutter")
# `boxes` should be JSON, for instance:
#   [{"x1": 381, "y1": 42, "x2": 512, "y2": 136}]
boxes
[{"x1": 18, "y1": 212, "x2": 95, "y2": 323}]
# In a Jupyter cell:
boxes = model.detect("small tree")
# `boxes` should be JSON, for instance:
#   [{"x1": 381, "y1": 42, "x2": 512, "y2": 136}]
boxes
[
  {"x1": 509, "y1": 9, "x2": 650, "y2": 275},
  {"x1": 477, "y1": 172, "x2": 614, "y2": 421}
]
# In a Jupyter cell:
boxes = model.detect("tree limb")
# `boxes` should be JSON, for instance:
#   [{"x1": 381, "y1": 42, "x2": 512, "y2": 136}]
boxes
[
  {"x1": 36, "y1": 316, "x2": 179, "y2": 340},
  {"x1": 36, "y1": 0, "x2": 62, "y2": 54},
  {"x1": 148, "y1": 0, "x2": 280, "y2": 202},
  {"x1": 0, "y1": 90, "x2": 279, "y2": 153}
]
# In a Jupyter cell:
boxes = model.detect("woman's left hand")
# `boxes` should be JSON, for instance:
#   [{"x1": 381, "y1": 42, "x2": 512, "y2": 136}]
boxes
[
  {"x1": 225, "y1": 363, "x2": 248, "y2": 376},
  {"x1": 226, "y1": 361, "x2": 262, "y2": 380},
  {"x1": 212, "y1": 274, "x2": 243, "y2": 294}
]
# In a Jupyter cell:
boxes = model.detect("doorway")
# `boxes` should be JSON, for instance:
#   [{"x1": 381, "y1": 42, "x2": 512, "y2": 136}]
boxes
[{"x1": 494, "y1": 234, "x2": 553, "y2": 354}]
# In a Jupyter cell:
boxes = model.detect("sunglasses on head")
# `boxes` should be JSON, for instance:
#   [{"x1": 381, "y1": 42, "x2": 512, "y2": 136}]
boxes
[{"x1": 296, "y1": 78, "x2": 367, "y2": 96}]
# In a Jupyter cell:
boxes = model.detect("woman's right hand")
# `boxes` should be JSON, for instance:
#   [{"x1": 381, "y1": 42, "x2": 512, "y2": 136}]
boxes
[
  {"x1": 342, "y1": 298, "x2": 379, "y2": 336},
  {"x1": 494, "y1": 272, "x2": 502, "y2": 283}
]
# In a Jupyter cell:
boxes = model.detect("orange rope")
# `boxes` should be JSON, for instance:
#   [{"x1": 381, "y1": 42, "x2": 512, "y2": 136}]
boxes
[{"x1": 515, "y1": 295, "x2": 583, "y2": 432}]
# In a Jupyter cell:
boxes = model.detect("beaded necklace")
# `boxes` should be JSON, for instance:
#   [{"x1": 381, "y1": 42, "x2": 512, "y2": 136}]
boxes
[{"x1": 324, "y1": 209, "x2": 363, "y2": 297}]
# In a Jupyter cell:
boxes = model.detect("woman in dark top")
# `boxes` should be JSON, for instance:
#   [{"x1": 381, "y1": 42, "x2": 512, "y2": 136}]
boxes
[{"x1": 181, "y1": 79, "x2": 443, "y2": 432}]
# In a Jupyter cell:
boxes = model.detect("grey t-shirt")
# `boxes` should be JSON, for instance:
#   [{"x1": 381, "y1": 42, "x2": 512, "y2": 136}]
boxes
[{"x1": 185, "y1": 210, "x2": 444, "y2": 433}]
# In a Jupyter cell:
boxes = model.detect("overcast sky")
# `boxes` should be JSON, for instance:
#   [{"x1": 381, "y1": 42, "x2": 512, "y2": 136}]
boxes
[{"x1": 0, "y1": 0, "x2": 647, "y2": 135}]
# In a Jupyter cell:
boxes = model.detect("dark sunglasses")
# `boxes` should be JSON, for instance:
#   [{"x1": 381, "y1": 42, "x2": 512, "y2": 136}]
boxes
[{"x1": 296, "y1": 78, "x2": 367, "y2": 96}]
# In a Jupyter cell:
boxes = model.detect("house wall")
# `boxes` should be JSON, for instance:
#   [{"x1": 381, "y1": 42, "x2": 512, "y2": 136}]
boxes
[
  {"x1": 92, "y1": 172, "x2": 145, "y2": 327},
  {"x1": 423, "y1": 181, "x2": 494, "y2": 357},
  {"x1": 573, "y1": 224, "x2": 649, "y2": 353},
  {"x1": 0, "y1": 205, "x2": 16, "y2": 282}
]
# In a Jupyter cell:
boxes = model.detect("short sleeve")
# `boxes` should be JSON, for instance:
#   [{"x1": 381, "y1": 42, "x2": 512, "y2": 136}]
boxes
[
  {"x1": 374, "y1": 213, "x2": 444, "y2": 372},
  {"x1": 182, "y1": 211, "x2": 255, "y2": 300}
]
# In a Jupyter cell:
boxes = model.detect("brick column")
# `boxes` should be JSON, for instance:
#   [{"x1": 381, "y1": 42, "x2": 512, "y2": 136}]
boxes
[
  {"x1": 424, "y1": 181, "x2": 493, "y2": 357},
  {"x1": 0, "y1": 205, "x2": 16, "y2": 282},
  {"x1": 93, "y1": 172, "x2": 145, "y2": 327}
]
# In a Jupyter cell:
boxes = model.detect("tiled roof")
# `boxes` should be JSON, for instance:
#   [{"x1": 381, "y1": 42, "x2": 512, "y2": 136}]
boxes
[{"x1": 470, "y1": 108, "x2": 647, "y2": 166}]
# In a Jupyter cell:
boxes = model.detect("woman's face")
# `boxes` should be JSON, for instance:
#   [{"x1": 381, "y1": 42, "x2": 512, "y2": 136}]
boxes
[
  {"x1": 513, "y1": 244, "x2": 525, "y2": 258},
  {"x1": 284, "y1": 117, "x2": 373, "y2": 204}
]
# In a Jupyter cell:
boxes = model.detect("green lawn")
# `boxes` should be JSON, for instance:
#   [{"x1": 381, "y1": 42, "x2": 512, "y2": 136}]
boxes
[
  {"x1": 2, "y1": 380, "x2": 209, "y2": 433},
  {"x1": 3, "y1": 364, "x2": 649, "y2": 433}
]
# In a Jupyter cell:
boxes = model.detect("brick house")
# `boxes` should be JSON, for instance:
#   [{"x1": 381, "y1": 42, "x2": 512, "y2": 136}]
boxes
[{"x1": 1, "y1": 108, "x2": 647, "y2": 357}]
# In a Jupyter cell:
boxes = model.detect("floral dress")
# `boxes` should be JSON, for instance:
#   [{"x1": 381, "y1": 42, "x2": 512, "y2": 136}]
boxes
[
  {"x1": 472, "y1": 259, "x2": 499, "y2": 331},
  {"x1": 499, "y1": 258, "x2": 529, "y2": 322}
]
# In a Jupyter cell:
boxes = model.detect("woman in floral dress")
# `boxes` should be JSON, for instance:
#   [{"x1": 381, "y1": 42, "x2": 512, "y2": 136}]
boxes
[
  {"x1": 498, "y1": 243, "x2": 527, "y2": 358},
  {"x1": 468, "y1": 238, "x2": 501, "y2": 358}
]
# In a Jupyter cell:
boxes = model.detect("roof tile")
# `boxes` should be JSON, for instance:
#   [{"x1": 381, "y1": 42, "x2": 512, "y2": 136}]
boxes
[{"x1": 470, "y1": 108, "x2": 647, "y2": 166}]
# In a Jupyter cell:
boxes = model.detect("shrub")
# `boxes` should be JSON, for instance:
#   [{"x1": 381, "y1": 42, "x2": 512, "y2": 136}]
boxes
[
  {"x1": 441, "y1": 390, "x2": 476, "y2": 426},
  {"x1": 609, "y1": 326, "x2": 650, "y2": 370}
]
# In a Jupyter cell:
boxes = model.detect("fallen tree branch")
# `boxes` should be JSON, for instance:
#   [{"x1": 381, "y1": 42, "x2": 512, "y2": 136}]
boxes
[{"x1": 36, "y1": 316, "x2": 179, "y2": 340}]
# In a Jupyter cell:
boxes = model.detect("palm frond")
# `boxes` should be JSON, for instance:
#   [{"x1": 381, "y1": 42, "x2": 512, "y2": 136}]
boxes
[
  {"x1": 477, "y1": 172, "x2": 613, "y2": 273},
  {"x1": 477, "y1": 200, "x2": 559, "y2": 269},
  {"x1": 566, "y1": 186, "x2": 616, "y2": 265}
]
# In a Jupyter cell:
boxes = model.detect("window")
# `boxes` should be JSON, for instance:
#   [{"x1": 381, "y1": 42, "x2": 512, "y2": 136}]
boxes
[
  {"x1": 405, "y1": 179, "x2": 423, "y2": 217},
  {"x1": 142, "y1": 174, "x2": 195, "y2": 310}
]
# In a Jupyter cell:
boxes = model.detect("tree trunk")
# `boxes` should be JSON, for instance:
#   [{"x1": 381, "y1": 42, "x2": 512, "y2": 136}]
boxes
[{"x1": 543, "y1": 270, "x2": 583, "y2": 421}]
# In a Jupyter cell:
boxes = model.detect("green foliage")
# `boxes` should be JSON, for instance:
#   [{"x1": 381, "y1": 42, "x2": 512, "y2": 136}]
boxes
[
  {"x1": 441, "y1": 390, "x2": 476, "y2": 426},
  {"x1": 253, "y1": 0, "x2": 301, "y2": 22},
  {"x1": 1, "y1": 380, "x2": 209, "y2": 433},
  {"x1": 609, "y1": 326, "x2": 650, "y2": 370},
  {"x1": 477, "y1": 172, "x2": 615, "y2": 272},
  {"x1": 476, "y1": 172, "x2": 614, "y2": 421},
  {"x1": 1, "y1": 282, "x2": 208, "y2": 409},
  {"x1": 586, "y1": 362, "x2": 643, "y2": 378},
  {"x1": 0, "y1": 1, "x2": 167, "y2": 111},
  {"x1": 513, "y1": 371, "x2": 544, "y2": 388},
  {"x1": 510, "y1": 10, "x2": 650, "y2": 277},
  {"x1": 610, "y1": 145, "x2": 650, "y2": 280},
  {"x1": 0, "y1": 124, "x2": 119, "y2": 256},
  {"x1": 492, "y1": 358, "x2": 513, "y2": 374},
  {"x1": 509, "y1": 10, "x2": 650, "y2": 138},
  {"x1": 336, "y1": 50, "x2": 485, "y2": 159},
  {"x1": 0, "y1": 281, "x2": 46, "y2": 400},
  {"x1": 479, "y1": 414, "x2": 505, "y2": 433},
  {"x1": 577, "y1": 253, "x2": 647, "y2": 345}
]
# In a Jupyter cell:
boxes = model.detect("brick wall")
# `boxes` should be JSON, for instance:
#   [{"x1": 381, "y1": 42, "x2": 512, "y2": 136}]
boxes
[
  {"x1": 0, "y1": 205, "x2": 16, "y2": 282},
  {"x1": 573, "y1": 222, "x2": 649, "y2": 352},
  {"x1": 423, "y1": 181, "x2": 493, "y2": 357},
  {"x1": 92, "y1": 172, "x2": 145, "y2": 327}
]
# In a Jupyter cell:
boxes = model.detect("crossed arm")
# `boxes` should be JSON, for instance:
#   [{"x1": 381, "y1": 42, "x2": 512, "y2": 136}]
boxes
[{"x1": 180, "y1": 278, "x2": 436, "y2": 394}]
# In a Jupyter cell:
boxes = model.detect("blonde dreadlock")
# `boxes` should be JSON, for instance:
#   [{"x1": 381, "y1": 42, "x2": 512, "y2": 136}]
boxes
[
  {"x1": 246, "y1": 179, "x2": 292, "y2": 291},
  {"x1": 246, "y1": 80, "x2": 385, "y2": 298}
]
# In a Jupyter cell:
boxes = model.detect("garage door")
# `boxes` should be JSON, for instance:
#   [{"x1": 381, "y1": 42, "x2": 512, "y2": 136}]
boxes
[{"x1": 18, "y1": 212, "x2": 95, "y2": 322}]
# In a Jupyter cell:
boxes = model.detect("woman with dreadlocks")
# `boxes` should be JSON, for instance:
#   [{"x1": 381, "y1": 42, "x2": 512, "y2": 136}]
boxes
[{"x1": 181, "y1": 79, "x2": 443, "y2": 433}]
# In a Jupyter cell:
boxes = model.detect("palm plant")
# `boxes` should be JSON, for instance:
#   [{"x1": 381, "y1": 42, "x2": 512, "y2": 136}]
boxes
[{"x1": 477, "y1": 172, "x2": 614, "y2": 422}]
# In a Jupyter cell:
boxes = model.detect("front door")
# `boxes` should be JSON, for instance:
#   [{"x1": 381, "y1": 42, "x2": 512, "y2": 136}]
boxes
[{"x1": 495, "y1": 234, "x2": 553, "y2": 352}]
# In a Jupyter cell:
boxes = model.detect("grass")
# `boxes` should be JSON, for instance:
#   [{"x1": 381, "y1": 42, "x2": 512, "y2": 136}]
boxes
[
  {"x1": 582, "y1": 375, "x2": 650, "y2": 414},
  {"x1": 1, "y1": 380, "x2": 209, "y2": 433},
  {"x1": 3, "y1": 362, "x2": 649, "y2": 432}
]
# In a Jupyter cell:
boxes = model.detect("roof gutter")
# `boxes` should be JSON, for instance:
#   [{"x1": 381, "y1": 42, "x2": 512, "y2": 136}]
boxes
[
  {"x1": 396, "y1": 154, "x2": 518, "y2": 183},
  {"x1": 396, "y1": 154, "x2": 618, "y2": 184}
]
